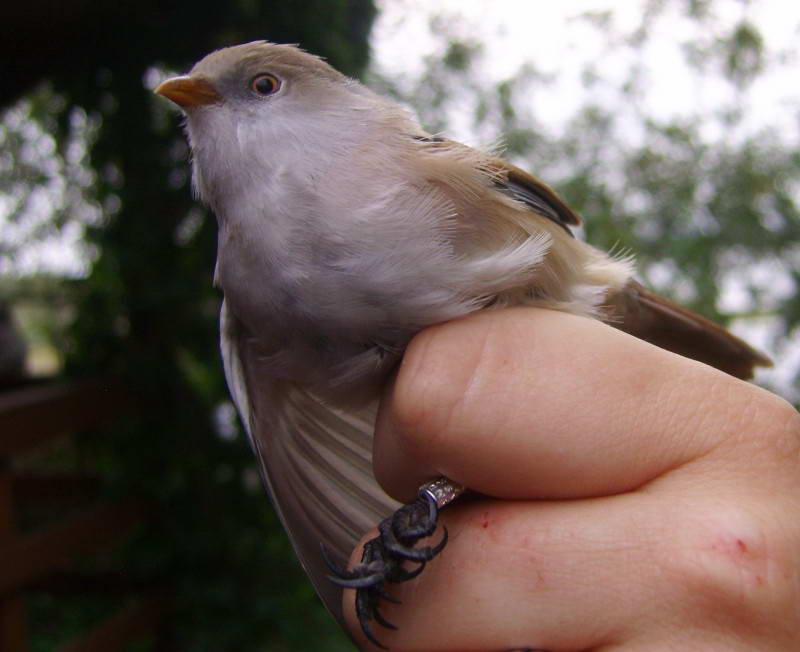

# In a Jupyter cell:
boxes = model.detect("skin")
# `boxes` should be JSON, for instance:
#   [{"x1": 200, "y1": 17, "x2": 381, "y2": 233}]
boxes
[{"x1": 342, "y1": 307, "x2": 800, "y2": 651}]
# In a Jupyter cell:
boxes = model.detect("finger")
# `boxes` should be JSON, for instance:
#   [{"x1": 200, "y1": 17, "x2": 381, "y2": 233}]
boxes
[
  {"x1": 373, "y1": 307, "x2": 781, "y2": 502},
  {"x1": 342, "y1": 494, "x2": 751, "y2": 651}
]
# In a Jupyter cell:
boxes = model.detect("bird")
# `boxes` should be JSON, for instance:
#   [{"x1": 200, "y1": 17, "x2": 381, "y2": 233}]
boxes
[{"x1": 155, "y1": 41, "x2": 771, "y2": 647}]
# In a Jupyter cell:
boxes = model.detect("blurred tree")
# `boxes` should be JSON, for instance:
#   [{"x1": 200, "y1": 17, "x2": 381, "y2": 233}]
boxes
[{"x1": 2, "y1": 1, "x2": 375, "y2": 650}]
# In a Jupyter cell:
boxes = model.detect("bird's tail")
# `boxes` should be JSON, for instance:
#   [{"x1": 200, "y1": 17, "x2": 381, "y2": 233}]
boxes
[{"x1": 604, "y1": 280, "x2": 772, "y2": 380}]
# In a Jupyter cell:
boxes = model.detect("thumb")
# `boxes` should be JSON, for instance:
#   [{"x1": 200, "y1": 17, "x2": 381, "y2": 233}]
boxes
[{"x1": 372, "y1": 307, "x2": 778, "y2": 502}]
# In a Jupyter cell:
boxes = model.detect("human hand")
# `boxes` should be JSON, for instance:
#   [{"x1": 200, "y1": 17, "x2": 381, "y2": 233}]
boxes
[{"x1": 344, "y1": 307, "x2": 800, "y2": 650}]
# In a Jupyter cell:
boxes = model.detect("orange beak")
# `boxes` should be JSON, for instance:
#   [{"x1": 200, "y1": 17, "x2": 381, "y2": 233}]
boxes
[{"x1": 154, "y1": 75, "x2": 222, "y2": 108}]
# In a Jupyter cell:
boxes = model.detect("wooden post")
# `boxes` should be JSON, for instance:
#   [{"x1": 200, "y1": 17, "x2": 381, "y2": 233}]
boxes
[
  {"x1": 0, "y1": 379, "x2": 158, "y2": 651},
  {"x1": 0, "y1": 464, "x2": 27, "y2": 652}
]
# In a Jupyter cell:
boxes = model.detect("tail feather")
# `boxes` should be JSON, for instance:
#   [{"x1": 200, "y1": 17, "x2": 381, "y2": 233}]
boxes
[{"x1": 605, "y1": 281, "x2": 772, "y2": 380}]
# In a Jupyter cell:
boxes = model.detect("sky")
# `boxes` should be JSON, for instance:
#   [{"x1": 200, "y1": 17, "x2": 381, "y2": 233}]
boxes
[{"x1": 372, "y1": 0, "x2": 800, "y2": 143}]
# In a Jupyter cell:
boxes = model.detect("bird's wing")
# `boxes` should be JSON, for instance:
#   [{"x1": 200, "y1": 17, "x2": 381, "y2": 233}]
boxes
[
  {"x1": 414, "y1": 135, "x2": 581, "y2": 234},
  {"x1": 413, "y1": 137, "x2": 770, "y2": 379},
  {"x1": 220, "y1": 299, "x2": 399, "y2": 623},
  {"x1": 491, "y1": 159, "x2": 582, "y2": 234}
]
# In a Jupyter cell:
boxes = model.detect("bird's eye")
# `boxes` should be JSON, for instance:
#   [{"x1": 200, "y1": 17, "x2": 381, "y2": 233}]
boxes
[{"x1": 250, "y1": 74, "x2": 281, "y2": 96}]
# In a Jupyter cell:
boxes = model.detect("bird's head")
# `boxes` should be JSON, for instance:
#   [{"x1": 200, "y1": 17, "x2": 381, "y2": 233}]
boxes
[
  {"x1": 155, "y1": 41, "x2": 352, "y2": 114},
  {"x1": 155, "y1": 41, "x2": 381, "y2": 209}
]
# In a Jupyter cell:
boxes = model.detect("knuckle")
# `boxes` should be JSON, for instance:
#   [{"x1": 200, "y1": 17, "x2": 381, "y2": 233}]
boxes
[
  {"x1": 390, "y1": 321, "x2": 485, "y2": 460},
  {"x1": 661, "y1": 503, "x2": 799, "y2": 629},
  {"x1": 723, "y1": 385, "x2": 800, "y2": 461},
  {"x1": 761, "y1": 394, "x2": 800, "y2": 460}
]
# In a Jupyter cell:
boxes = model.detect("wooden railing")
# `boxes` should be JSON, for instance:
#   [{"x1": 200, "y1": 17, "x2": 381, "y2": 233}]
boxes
[{"x1": 0, "y1": 379, "x2": 168, "y2": 651}]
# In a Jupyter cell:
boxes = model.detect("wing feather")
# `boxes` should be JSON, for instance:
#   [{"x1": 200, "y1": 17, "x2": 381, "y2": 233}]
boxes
[
  {"x1": 413, "y1": 134, "x2": 581, "y2": 233},
  {"x1": 220, "y1": 300, "x2": 399, "y2": 624},
  {"x1": 494, "y1": 162, "x2": 582, "y2": 233}
]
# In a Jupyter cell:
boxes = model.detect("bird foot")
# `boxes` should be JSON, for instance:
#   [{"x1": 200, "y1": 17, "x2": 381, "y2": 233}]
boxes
[{"x1": 323, "y1": 490, "x2": 448, "y2": 648}]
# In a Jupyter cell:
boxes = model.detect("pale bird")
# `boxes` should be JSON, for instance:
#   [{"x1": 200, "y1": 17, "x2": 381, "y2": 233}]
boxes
[{"x1": 155, "y1": 41, "x2": 770, "y2": 647}]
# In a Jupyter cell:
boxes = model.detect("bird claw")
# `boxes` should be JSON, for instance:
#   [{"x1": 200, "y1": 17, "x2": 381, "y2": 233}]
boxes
[{"x1": 324, "y1": 491, "x2": 448, "y2": 648}]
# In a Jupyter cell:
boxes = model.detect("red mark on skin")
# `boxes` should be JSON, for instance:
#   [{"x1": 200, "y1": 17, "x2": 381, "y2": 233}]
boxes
[
  {"x1": 710, "y1": 537, "x2": 753, "y2": 560},
  {"x1": 704, "y1": 533, "x2": 770, "y2": 590}
]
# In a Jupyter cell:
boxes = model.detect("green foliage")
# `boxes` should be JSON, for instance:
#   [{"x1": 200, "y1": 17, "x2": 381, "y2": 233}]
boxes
[{"x1": 724, "y1": 20, "x2": 764, "y2": 85}]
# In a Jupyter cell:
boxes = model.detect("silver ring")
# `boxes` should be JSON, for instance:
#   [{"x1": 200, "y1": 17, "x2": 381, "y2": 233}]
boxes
[{"x1": 418, "y1": 476, "x2": 466, "y2": 508}]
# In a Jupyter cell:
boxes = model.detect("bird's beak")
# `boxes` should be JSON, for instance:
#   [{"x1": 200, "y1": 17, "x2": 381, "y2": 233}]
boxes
[{"x1": 154, "y1": 75, "x2": 221, "y2": 108}]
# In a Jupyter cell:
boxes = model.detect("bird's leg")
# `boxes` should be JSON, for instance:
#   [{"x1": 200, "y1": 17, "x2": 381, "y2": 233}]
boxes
[{"x1": 324, "y1": 477, "x2": 465, "y2": 648}]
